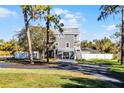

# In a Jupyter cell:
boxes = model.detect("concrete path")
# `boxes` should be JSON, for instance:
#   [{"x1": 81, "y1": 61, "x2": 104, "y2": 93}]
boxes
[{"x1": 0, "y1": 62, "x2": 124, "y2": 87}]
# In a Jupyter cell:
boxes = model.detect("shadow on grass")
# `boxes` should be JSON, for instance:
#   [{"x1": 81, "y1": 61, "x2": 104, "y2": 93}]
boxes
[
  {"x1": 62, "y1": 77, "x2": 115, "y2": 88},
  {"x1": 0, "y1": 58, "x2": 46, "y2": 64},
  {"x1": 0, "y1": 58, "x2": 29, "y2": 63},
  {"x1": 0, "y1": 58, "x2": 58, "y2": 65}
]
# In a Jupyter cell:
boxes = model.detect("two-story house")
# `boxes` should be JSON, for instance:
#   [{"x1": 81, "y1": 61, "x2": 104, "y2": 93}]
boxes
[{"x1": 52, "y1": 26, "x2": 82, "y2": 60}]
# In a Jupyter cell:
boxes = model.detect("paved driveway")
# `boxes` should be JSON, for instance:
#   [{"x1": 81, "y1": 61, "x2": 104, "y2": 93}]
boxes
[{"x1": 0, "y1": 62, "x2": 124, "y2": 87}]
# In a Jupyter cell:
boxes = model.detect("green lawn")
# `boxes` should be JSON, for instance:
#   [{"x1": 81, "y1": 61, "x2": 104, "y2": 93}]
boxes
[{"x1": 0, "y1": 68, "x2": 114, "y2": 88}]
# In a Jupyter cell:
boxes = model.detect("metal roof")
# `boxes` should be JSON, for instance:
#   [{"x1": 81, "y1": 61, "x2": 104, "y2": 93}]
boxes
[{"x1": 52, "y1": 27, "x2": 80, "y2": 35}]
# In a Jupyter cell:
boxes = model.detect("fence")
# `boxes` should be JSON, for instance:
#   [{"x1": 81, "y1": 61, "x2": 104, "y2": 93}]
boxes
[
  {"x1": 14, "y1": 51, "x2": 40, "y2": 59},
  {"x1": 81, "y1": 54, "x2": 113, "y2": 60}
]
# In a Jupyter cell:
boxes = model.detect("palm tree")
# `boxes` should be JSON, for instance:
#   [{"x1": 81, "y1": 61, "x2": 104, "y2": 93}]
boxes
[
  {"x1": 22, "y1": 5, "x2": 63, "y2": 63},
  {"x1": 98, "y1": 5, "x2": 124, "y2": 65},
  {"x1": 22, "y1": 5, "x2": 38, "y2": 64},
  {"x1": 46, "y1": 6, "x2": 50, "y2": 63},
  {"x1": 41, "y1": 5, "x2": 64, "y2": 63}
]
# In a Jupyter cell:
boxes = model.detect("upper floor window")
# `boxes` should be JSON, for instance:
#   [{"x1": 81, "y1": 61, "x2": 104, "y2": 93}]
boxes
[
  {"x1": 74, "y1": 34, "x2": 79, "y2": 41},
  {"x1": 74, "y1": 35, "x2": 77, "y2": 37},
  {"x1": 66, "y1": 42, "x2": 70, "y2": 48},
  {"x1": 55, "y1": 42, "x2": 59, "y2": 47}
]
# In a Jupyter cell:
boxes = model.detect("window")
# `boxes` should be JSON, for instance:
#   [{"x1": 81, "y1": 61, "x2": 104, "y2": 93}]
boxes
[
  {"x1": 66, "y1": 42, "x2": 70, "y2": 48},
  {"x1": 57, "y1": 51, "x2": 62, "y2": 59},
  {"x1": 74, "y1": 35, "x2": 77, "y2": 37},
  {"x1": 55, "y1": 42, "x2": 59, "y2": 47}
]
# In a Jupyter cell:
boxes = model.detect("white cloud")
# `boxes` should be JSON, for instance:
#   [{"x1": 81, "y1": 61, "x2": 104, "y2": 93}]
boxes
[
  {"x1": 102, "y1": 32, "x2": 108, "y2": 35},
  {"x1": 54, "y1": 8, "x2": 63, "y2": 15},
  {"x1": 54, "y1": 8, "x2": 69, "y2": 15},
  {"x1": 102, "y1": 24, "x2": 117, "y2": 31},
  {"x1": 82, "y1": 18, "x2": 86, "y2": 22},
  {"x1": 106, "y1": 24, "x2": 117, "y2": 31},
  {"x1": 15, "y1": 27, "x2": 22, "y2": 32},
  {"x1": 68, "y1": 18, "x2": 78, "y2": 25},
  {"x1": 0, "y1": 7, "x2": 17, "y2": 18},
  {"x1": 82, "y1": 30, "x2": 87, "y2": 34},
  {"x1": 65, "y1": 13, "x2": 75, "y2": 19},
  {"x1": 93, "y1": 33, "x2": 97, "y2": 36},
  {"x1": 53, "y1": 8, "x2": 86, "y2": 27}
]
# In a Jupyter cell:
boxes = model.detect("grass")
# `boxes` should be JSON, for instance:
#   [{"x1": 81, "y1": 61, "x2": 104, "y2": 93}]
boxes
[
  {"x1": 0, "y1": 58, "x2": 58, "y2": 63},
  {"x1": 77, "y1": 59, "x2": 118, "y2": 65},
  {"x1": 0, "y1": 68, "x2": 114, "y2": 88},
  {"x1": 110, "y1": 64, "x2": 124, "y2": 74},
  {"x1": 0, "y1": 58, "x2": 123, "y2": 87}
]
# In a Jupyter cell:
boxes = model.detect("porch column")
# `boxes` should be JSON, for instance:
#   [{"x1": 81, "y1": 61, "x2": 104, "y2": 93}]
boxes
[{"x1": 62, "y1": 51, "x2": 63, "y2": 59}]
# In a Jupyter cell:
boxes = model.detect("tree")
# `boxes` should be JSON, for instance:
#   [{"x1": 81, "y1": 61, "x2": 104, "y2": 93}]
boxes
[
  {"x1": 110, "y1": 25, "x2": 122, "y2": 60},
  {"x1": 81, "y1": 37, "x2": 117, "y2": 54},
  {"x1": 40, "y1": 5, "x2": 64, "y2": 63},
  {"x1": 21, "y1": 5, "x2": 45, "y2": 64},
  {"x1": 98, "y1": 5, "x2": 124, "y2": 65},
  {"x1": 81, "y1": 40, "x2": 95, "y2": 49},
  {"x1": 93, "y1": 37, "x2": 113, "y2": 53},
  {"x1": 0, "y1": 39, "x2": 4, "y2": 43},
  {"x1": 22, "y1": 5, "x2": 34, "y2": 64},
  {"x1": 0, "y1": 39, "x2": 21, "y2": 54},
  {"x1": 17, "y1": 25, "x2": 55, "y2": 60},
  {"x1": 21, "y1": 5, "x2": 63, "y2": 63},
  {"x1": 0, "y1": 39, "x2": 4, "y2": 50}
]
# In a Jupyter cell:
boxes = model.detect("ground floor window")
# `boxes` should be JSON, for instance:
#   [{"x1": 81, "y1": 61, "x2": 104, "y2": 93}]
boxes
[
  {"x1": 57, "y1": 51, "x2": 63, "y2": 59},
  {"x1": 70, "y1": 51, "x2": 74, "y2": 59},
  {"x1": 46, "y1": 50, "x2": 75, "y2": 60},
  {"x1": 63, "y1": 52, "x2": 70, "y2": 59},
  {"x1": 56, "y1": 50, "x2": 75, "y2": 60}
]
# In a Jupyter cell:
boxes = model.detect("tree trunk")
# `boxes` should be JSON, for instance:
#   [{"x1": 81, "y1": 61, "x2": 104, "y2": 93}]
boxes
[
  {"x1": 39, "y1": 52, "x2": 42, "y2": 62},
  {"x1": 23, "y1": 8, "x2": 34, "y2": 64},
  {"x1": 39, "y1": 50, "x2": 45, "y2": 62},
  {"x1": 42, "y1": 49, "x2": 45, "y2": 60},
  {"x1": 46, "y1": 8, "x2": 50, "y2": 63},
  {"x1": 26, "y1": 27, "x2": 34, "y2": 64},
  {"x1": 120, "y1": 7, "x2": 124, "y2": 65}
]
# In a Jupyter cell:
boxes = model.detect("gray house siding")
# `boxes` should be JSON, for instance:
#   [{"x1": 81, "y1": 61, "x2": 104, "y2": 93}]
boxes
[
  {"x1": 55, "y1": 34, "x2": 75, "y2": 49},
  {"x1": 52, "y1": 27, "x2": 81, "y2": 60}
]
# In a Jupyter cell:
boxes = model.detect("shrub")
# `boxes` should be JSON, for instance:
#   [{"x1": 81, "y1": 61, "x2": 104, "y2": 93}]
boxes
[{"x1": 0, "y1": 51, "x2": 11, "y2": 56}]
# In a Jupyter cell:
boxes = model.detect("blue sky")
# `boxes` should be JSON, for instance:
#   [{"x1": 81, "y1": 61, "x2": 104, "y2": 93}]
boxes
[{"x1": 0, "y1": 5, "x2": 121, "y2": 41}]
